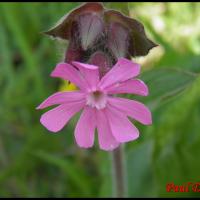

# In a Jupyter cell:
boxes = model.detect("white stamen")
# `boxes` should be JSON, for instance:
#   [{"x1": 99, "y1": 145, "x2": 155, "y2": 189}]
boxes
[{"x1": 86, "y1": 90, "x2": 107, "y2": 110}]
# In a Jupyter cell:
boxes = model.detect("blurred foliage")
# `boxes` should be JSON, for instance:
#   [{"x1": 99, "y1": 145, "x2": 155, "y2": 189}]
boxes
[{"x1": 0, "y1": 2, "x2": 200, "y2": 197}]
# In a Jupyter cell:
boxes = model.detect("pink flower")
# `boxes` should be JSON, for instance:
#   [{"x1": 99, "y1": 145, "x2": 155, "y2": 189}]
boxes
[{"x1": 37, "y1": 58, "x2": 152, "y2": 151}]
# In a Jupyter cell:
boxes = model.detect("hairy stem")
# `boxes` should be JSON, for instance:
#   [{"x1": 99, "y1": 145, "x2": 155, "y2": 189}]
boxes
[{"x1": 111, "y1": 145, "x2": 127, "y2": 197}]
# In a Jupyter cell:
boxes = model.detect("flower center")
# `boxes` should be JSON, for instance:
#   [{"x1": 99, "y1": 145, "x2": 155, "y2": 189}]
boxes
[{"x1": 86, "y1": 90, "x2": 107, "y2": 110}]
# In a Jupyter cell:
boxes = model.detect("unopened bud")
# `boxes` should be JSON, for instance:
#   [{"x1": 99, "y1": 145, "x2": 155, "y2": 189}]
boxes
[{"x1": 88, "y1": 51, "x2": 112, "y2": 77}]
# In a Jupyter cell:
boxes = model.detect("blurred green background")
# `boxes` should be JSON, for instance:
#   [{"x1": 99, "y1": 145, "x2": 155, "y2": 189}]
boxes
[{"x1": 0, "y1": 2, "x2": 200, "y2": 197}]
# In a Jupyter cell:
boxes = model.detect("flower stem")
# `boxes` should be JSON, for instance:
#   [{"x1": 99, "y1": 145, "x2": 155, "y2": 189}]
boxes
[{"x1": 111, "y1": 145, "x2": 127, "y2": 197}]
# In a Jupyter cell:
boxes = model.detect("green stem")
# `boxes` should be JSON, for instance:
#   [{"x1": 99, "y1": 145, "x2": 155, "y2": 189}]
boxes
[
  {"x1": 102, "y1": 3, "x2": 130, "y2": 197},
  {"x1": 111, "y1": 145, "x2": 127, "y2": 197}
]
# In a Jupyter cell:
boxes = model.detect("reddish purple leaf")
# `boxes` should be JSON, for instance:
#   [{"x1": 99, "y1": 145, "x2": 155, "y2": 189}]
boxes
[
  {"x1": 78, "y1": 13, "x2": 104, "y2": 50},
  {"x1": 107, "y1": 22, "x2": 129, "y2": 59}
]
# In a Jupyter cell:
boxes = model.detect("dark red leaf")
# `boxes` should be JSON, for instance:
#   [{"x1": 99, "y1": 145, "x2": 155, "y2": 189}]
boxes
[
  {"x1": 104, "y1": 10, "x2": 158, "y2": 57},
  {"x1": 44, "y1": 2, "x2": 104, "y2": 40}
]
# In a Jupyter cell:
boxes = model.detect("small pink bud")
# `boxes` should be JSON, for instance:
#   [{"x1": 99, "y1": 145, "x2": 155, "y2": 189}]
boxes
[{"x1": 88, "y1": 51, "x2": 112, "y2": 77}]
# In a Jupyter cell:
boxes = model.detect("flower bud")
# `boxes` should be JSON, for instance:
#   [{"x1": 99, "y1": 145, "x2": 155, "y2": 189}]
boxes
[
  {"x1": 44, "y1": 2, "x2": 158, "y2": 74},
  {"x1": 88, "y1": 51, "x2": 113, "y2": 77}
]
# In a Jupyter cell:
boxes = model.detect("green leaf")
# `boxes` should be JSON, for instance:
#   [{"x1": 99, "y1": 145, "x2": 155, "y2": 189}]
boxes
[
  {"x1": 103, "y1": 2, "x2": 130, "y2": 15},
  {"x1": 152, "y1": 76, "x2": 200, "y2": 197},
  {"x1": 126, "y1": 140, "x2": 157, "y2": 197},
  {"x1": 34, "y1": 150, "x2": 92, "y2": 196},
  {"x1": 1, "y1": 4, "x2": 44, "y2": 97},
  {"x1": 134, "y1": 68, "x2": 197, "y2": 110}
]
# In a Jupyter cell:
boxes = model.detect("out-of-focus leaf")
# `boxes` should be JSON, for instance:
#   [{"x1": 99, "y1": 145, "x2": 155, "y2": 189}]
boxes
[
  {"x1": 98, "y1": 152, "x2": 113, "y2": 197},
  {"x1": 134, "y1": 68, "x2": 197, "y2": 110},
  {"x1": 152, "y1": 76, "x2": 200, "y2": 197},
  {"x1": 103, "y1": 2, "x2": 130, "y2": 15},
  {"x1": 34, "y1": 151, "x2": 92, "y2": 196},
  {"x1": 127, "y1": 140, "x2": 157, "y2": 197},
  {"x1": 1, "y1": 4, "x2": 44, "y2": 97}
]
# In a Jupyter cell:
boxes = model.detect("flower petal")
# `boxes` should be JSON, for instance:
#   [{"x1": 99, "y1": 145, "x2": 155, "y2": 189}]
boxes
[
  {"x1": 75, "y1": 106, "x2": 96, "y2": 148},
  {"x1": 106, "y1": 105, "x2": 139, "y2": 143},
  {"x1": 108, "y1": 97, "x2": 152, "y2": 125},
  {"x1": 37, "y1": 91, "x2": 85, "y2": 109},
  {"x1": 105, "y1": 79, "x2": 148, "y2": 96},
  {"x1": 96, "y1": 109, "x2": 119, "y2": 151},
  {"x1": 72, "y1": 61, "x2": 99, "y2": 90},
  {"x1": 51, "y1": 63, "x2": 88, "y2": 91},
  {"x1": 98, "y1": 58, "x2": 140, "y2": 89},
  {"x1": 40, "y1": 100, "x2": 85, "y2": 132}
]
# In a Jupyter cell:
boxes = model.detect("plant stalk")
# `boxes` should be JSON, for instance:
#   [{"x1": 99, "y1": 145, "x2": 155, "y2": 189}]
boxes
[{"x1": 111, "y1": 145, "x2": 127, "y2": 197}]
